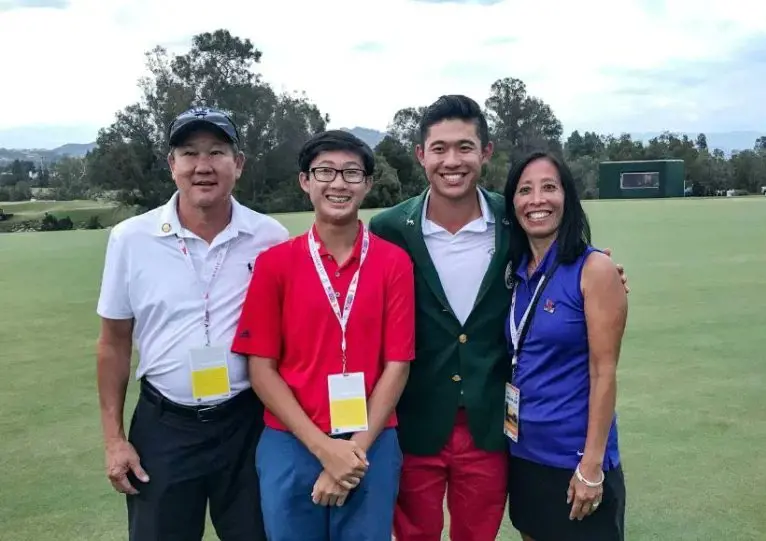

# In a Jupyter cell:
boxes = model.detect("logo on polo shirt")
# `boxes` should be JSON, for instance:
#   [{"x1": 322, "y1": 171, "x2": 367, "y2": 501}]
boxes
[
  {"x1": 543, "y1": 299, "x2": 555, "y2": 314},
  {"x1": 238, "y1": 330, "x2": 251, "y2": 339}
]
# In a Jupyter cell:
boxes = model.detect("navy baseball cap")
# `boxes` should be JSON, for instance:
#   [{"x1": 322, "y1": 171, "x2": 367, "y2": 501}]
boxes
[{"x1": 168, "y1": 107, "x2": 241, "y2": 147}]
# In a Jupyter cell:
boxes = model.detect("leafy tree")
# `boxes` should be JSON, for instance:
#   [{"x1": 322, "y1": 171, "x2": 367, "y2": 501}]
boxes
[
  {"x1": 696, "y1": 133, "x2": 708, "y2": 152},
  {"x1": 375, "y1": 135, "x2": 426, "y2": 198},
  {"x1": 387, "y1": 107, "x2": 426, "y2": 149},
  {"x1": 85, "y1": 29, "x2": 327, "y2": 213},
  {"x1": 730, "y1": 150, "x2": 766, "y2": 193},
  {"x1": 567, "y1": 155, "x2": 601, "y2": 199},
  {"x1": 565, "y1": 131, "x2": 605, "y2": 161},
  {"x1": 602, "y1": 134, "x2": 641, "y2": 161},
  {"x1": 484, "y1": 77, "x2": 564, "y2": 165},
  {"x1": 50, "y1": 156, "x2": 88, "y2": 200},
  {"x1": 479, "y1": 149, "x2": 511, "y2": 193},
  {"x1": 362, "y1": 155, "x2": 402, "y2": 209}
]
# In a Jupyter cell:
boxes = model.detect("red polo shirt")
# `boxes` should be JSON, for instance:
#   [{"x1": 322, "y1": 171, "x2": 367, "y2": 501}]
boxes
[{"x1": 231, "y1": 222, "x2": 415, "y2": 433}]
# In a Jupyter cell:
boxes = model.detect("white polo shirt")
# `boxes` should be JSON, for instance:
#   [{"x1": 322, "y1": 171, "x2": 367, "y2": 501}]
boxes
[
  {"x1": 422, "y1": 188, "x2": 496, "y2": 325},
  {"x1": 96, "y1": 191, "x2": 289, "y2": 405}
]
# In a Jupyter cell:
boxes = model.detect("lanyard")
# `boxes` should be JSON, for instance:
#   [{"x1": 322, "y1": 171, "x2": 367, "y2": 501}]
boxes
[
  {"x1": 509, "y1": 260, "x2": 559, "y2": 383},
  {"x1": 176, "y1": 236, "x2": 230, "y2": 347},
  {"x1": 307, "y1": 224, "x2": 370, "y2": 374}
]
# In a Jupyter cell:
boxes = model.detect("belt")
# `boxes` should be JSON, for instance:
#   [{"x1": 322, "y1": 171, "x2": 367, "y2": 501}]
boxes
[{"x1": 139, "y1": 379, "x2": 254, "y2": 423}]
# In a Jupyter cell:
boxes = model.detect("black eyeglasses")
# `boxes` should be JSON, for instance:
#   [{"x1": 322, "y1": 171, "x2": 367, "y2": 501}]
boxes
[{"x1": 310, "y1": 167, "x2": 368, "y2": 184}]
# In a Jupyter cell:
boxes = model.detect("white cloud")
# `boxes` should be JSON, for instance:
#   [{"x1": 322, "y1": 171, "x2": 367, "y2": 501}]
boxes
[{"x1": 0, "y1": 0, "x2": 764, "y2": 145}]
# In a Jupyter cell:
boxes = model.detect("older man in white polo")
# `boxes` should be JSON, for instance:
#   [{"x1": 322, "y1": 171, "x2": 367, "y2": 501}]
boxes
[{"x1": 95, "y1": 107, "x2": 288, "y2": 541}]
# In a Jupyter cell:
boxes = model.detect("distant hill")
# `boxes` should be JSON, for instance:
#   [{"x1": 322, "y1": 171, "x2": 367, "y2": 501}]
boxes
[
  {"x1": 0, "y1": 142, "x2": 96, "y2": 165},
  {"x1": 51, "y1": 143, "x2": 97, "y2": 157},
  {"x1": 342, "y1": 127, "x2": 386, "y2": 149}
]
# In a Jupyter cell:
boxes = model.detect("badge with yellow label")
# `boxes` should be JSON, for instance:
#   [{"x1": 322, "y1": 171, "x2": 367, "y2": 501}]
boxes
[
  {"x1": 189, "y1": 346, "x2": 231, "y2": 403},
  {"x1": 504, "y1": 382, "x2": 520, "y2": 442},
  {"x1": 328, "y1": 372, "x2": 368, "y2": 435}
]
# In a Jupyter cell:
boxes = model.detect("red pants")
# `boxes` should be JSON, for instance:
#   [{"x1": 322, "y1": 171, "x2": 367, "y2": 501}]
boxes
[{"x1": 393, "y1": 409, "x2": 508, "y2": 541}]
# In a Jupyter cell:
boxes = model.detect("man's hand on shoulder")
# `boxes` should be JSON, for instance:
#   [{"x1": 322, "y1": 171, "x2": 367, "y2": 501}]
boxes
[{"x1": 601, "y1": 248, "x2": 630, "y2": 294}]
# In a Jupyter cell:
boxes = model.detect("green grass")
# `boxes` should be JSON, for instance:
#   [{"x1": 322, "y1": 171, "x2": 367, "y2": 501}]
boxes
[
  {"x1": 0, "y1": 199, "x2": 135, "y2": 228},
  {"x1": 1, "y1": 197, "x2": 765, "y2": 540}
]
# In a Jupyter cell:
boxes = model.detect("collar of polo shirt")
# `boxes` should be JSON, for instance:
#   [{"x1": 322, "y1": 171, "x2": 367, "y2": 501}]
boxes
[
  {"x1": 154, "y1": 191, "x2": 257, "y2": 239},
  {"x1": 421, "y1": 187, "x2": 495, "y2": 236}
]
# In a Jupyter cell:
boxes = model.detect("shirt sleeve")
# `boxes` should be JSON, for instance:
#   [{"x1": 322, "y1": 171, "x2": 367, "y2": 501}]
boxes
[
  {"x1": 231, "y1": 247, "x2": 283, "y2": 360},
  {"x1": 382, "y1": 247, "x2": 416, "y2": 363},
  {"x1": 96, "y1": 228, "x2": 133, "y2": 320}
]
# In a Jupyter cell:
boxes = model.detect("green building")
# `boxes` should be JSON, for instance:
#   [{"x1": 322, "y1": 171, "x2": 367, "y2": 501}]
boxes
[{"x1": 598, "y1": 159, "x2": 685, "y2": 199}]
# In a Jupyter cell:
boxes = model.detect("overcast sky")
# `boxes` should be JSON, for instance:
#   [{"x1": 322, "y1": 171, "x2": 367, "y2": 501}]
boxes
[{"x1": 1, "y1": 0, "x2": 765, "y2": 148}]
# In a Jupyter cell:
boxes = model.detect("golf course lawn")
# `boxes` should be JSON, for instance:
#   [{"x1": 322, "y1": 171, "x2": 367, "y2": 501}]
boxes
[
  {"x1": 0, "y1": 197, "x2": 764, "y2": 540},
  {"x1": 0, "y1": 199, "x2": 134, "y2": 226}
]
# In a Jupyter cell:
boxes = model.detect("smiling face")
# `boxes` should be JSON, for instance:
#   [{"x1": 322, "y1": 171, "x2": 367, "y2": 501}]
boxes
[
  {"x1": 167, "y1": 129, "x2": 245, "y2": 209},
  {"x1": 416, "y1": 118, "x2": 492, "y2": 203},
  {"x1": 299, "y1": 149, "x2": 372, "y2": 225},
  {"x1": 512, "y1": 157, "x2": 565, "y2": 240}
]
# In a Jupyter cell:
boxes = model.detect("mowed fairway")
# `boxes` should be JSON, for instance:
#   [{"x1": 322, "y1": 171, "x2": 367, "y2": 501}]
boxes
[
  {"x1": 1, "y1": 197, "x2": 765, "y2": 540},
  {"x1": 0, "y1": 199, "x2": 135, "y2": 228}
]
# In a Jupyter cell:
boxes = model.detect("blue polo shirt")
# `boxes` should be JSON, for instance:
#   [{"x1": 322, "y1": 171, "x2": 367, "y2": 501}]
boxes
[{"x1": 505, "y1": 241, "x2": 621, "y2": 471}]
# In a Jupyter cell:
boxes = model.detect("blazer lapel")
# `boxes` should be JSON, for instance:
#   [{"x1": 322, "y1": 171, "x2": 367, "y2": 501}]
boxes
[
  {"x1": 470, "y1": 188, "x2": 511, "y2": 313},
  {"x1": 401, "y1": 192, "x2": 454, "y2": 315}
]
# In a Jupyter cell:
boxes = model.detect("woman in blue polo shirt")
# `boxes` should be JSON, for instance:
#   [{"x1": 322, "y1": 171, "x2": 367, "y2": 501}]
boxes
[{"x1": 502, "y1": 151, "x2": 629, "y2": 541}]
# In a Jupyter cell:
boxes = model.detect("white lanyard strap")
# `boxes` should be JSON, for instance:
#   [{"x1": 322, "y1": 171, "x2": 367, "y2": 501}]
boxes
[
  {"x1": 509, "y1": 260, "x2": 560, "y2": 370},
  {"x1": 307, "y1": 224, "x2": 370, "y2": 374},
  {"x1": 177, "y1": 237, "x2": 230, "y2": 346}
]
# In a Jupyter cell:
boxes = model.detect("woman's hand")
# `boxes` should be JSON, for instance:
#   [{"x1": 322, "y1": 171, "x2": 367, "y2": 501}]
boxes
[{"x1": 567, "y1": 463, "x2": 604, "y2": 520}]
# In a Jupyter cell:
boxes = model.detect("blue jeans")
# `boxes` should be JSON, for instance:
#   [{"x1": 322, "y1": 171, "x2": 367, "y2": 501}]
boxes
[{"x1": 256, "y1": 427, "x2": 402, "y2": 541}]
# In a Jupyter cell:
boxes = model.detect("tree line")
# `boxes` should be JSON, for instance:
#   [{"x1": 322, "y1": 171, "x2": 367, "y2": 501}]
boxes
[{"x1": 2, "y1": 29, "x2": 765, "y2": 210}]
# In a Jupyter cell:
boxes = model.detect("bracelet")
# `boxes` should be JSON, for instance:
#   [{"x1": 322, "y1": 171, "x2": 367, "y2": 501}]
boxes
[{"x1": 575, "y1": 464, "x2": 605, "y2": 487}]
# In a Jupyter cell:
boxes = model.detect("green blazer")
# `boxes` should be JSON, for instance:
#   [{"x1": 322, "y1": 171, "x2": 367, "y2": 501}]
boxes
[{"x1": 369, "y1": 187, "x2": 513, "y2": 456}]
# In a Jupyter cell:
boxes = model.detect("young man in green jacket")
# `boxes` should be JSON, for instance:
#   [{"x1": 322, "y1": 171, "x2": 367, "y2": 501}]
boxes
[{"x1": 369, "y1": 95, "x2": 627, "y2": 541}]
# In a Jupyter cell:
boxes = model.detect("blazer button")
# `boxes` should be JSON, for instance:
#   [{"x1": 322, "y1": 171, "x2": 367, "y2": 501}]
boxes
[
  {"x1": 458, "y1": 334, "x2": 467, "y2": 344},
  {"x1": 452, "y1": 374, "x2": 462, "y2": 382}
]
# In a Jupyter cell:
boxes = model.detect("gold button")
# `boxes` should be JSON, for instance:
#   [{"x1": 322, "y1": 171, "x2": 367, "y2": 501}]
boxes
[
  {"x1": 452, "y1": 374, "x2": 462, "y2": 382},
  {"x1": 458, "y1": 334, "x2": 467, "y2": 344}
]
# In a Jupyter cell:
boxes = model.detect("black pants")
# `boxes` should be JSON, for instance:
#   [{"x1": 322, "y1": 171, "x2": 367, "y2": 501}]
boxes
[{"x1": 125, "y1": 380, "x2": 266, "y2": 541}]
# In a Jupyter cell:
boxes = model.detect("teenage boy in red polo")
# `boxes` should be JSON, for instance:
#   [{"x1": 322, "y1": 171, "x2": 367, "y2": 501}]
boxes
[{"x1": 231, "y1": 130, "x2": 415, "y2": 541}]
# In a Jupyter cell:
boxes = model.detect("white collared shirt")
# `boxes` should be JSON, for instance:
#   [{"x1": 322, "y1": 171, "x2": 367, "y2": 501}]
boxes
[
  {"x1": 421, "y1": 188, "x2": 496, "y2": 325},
  {"x1": 96, "y1": 191, "x2": 289, "y2": 405}
]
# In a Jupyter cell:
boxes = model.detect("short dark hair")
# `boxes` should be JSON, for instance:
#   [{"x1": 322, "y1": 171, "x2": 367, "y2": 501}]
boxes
[
  {"x1": 419, "y1": 94, "x2": 490, "y2": 148},
  {"x1": 503, "y1": 150, "x2": 591, "y2": 274},
  {"x1": 298, "y1": 130, "x2": 375, "y2": 175}
]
